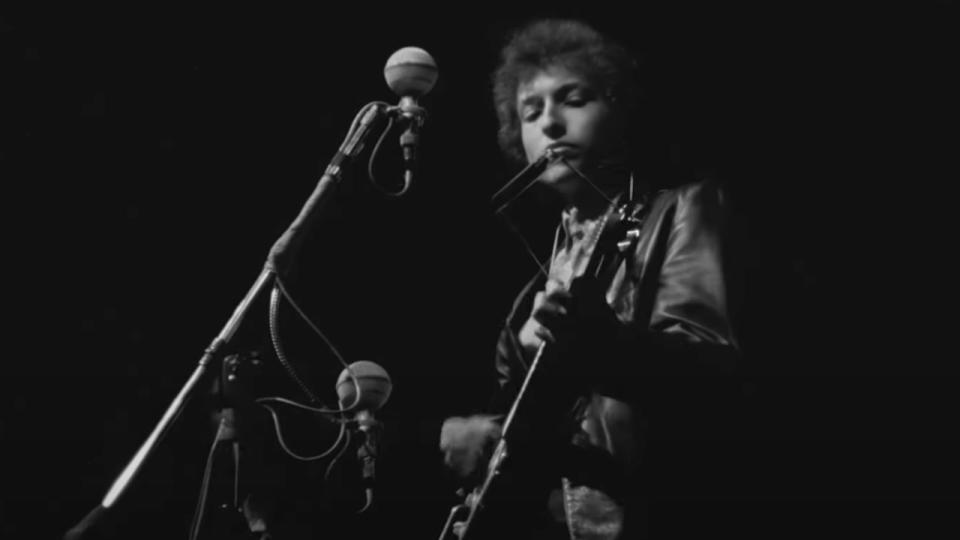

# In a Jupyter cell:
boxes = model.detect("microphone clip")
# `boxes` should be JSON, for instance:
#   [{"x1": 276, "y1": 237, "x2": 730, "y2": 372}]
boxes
[
  {"x1": 357, "y1": 431, "x2": 378, "y2": 477},
  {"x1": 386, "y1": 97, "x2": 426, "y2": 191},
  {"x1": 353, "y1": 411, "x2": 381, "y2": 514},
  {"x1": 352, "y1": 410, "x2": 380, "y2": 462},
  {"x1": 386, "y1": 97, "x2": 427, "y2": 125}
]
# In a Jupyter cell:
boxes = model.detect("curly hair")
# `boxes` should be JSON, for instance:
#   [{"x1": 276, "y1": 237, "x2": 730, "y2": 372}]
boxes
[{"x1": 492, "y1": 19, "x2": 640, "y2": 165}]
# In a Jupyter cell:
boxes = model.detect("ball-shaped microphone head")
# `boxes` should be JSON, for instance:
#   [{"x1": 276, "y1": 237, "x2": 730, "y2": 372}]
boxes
[
  {"x1": 336, "y1": 360, "x2": 392, "y2": 412},
  {"x1": 384, "y1": 47, "x2": 438, "y2": 98}
]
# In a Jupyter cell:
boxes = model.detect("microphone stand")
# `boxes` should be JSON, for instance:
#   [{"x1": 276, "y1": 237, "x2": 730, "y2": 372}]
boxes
[{"x1": 65, "y1": 102, "x2": 389, "y2": 540}]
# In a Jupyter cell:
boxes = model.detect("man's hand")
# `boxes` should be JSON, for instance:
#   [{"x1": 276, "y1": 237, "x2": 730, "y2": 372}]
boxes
[
  {"x1": 519, "y1": 279, "x2": 572, "y2": 353},
  {"x1": 519, "y1": 277, "x2": 620, "y2": 357},
  {"x1": 439, "y1": 415, "x2": 502, "y2": 479}
]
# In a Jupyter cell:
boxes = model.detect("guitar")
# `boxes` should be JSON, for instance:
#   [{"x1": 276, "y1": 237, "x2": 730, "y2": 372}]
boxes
[{"x1": 438, "y1": 200, "x2": 645, "y2": 540}]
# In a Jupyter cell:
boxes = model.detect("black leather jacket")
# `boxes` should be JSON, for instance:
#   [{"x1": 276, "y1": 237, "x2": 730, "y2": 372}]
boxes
[{"x1": 490, "y1": 178, "x2": 741, "y2": 538}]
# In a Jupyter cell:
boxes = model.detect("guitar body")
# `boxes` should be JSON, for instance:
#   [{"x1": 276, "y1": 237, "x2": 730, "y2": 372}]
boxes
[{"x1": 455, "y1": 382, "x2": 584, "y2": 539}]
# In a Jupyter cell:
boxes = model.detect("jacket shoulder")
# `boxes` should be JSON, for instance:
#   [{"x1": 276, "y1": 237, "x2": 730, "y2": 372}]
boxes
[
  {"x1": 663, "y1": 178, "x2": 730, "y2": 207},
  {"x1": 650, "y1": 178, "x2": 732, "y2": 225}
]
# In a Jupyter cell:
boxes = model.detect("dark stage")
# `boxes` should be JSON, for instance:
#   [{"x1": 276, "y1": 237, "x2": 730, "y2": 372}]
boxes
[{"x1": 2, "y1": 3, "x2": 957, "y2": 539}]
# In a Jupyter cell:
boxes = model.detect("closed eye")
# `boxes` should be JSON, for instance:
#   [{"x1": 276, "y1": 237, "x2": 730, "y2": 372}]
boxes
[
  {"x1": 521, "y1": 105, "x2": 542, "y2": 122},
  {"x1": 561, "y1": 86, "x2": 595, "y2": 107}
]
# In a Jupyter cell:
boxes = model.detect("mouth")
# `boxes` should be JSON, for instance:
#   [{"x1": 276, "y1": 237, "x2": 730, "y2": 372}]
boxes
[{"x1": 544, "y1": 144, "x2": 580, "y2": 160}]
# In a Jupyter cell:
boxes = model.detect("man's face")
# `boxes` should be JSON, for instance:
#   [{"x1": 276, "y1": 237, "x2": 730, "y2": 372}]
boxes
[{"x1": 517, "y1": 66, "x2": 623, "y2": 189}]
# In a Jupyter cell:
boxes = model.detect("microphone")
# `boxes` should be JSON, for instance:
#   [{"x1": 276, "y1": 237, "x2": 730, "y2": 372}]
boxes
[
  {"x1": 336, "y1": 361, "x2": 392, "y2": 512},
  {"x1": 384, "y1": 47, "x2": 439, "y2": 189}
]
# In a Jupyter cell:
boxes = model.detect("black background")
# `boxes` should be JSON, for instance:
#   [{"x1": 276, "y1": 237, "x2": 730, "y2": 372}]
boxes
[{"x1": 2, "y1": 2, "x2": 957, "y2": 539}]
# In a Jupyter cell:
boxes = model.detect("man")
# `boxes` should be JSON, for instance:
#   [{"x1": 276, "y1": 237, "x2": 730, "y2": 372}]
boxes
[{"x1": 441, "y1": 18, "x2": 740, "y2": 539}]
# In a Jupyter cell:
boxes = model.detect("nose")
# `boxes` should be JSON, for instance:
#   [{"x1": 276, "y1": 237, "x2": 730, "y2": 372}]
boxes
[{"x1": 539, "y1": 102, "x2": 565, "y2": 140}]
